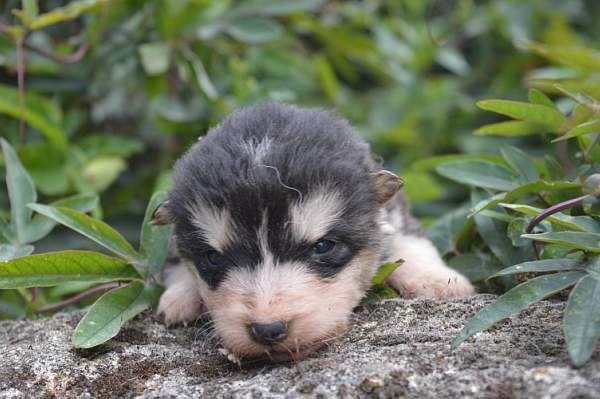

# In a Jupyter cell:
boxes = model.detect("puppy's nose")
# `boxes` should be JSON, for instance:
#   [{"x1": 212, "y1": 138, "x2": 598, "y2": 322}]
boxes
[{"x1": 248, "y1": 321, "x2": 287, "y2": 345}]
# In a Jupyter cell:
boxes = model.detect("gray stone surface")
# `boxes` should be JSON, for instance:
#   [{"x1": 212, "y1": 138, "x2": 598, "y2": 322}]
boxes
[{"x1": 1, "y1": 295, "x2": 599, "y2": 398}]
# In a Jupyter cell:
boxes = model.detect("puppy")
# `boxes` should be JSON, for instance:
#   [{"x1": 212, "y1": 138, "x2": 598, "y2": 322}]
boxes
[{"x1": 153, "y1": 102, "x2": 473, "y2": 360}]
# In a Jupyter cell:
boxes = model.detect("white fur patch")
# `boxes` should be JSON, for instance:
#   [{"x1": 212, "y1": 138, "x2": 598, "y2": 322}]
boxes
[
  {"x1": 187, "y1": 202, "x2": 235, "y2": 252},
  {"x1": 384, "y1": 235, "x2": 474, "y2": 299},
  {"x1": 158, "y1": 264, "x2": 205, "y2": 325},
  {"x1": 289, "y1": 189, "x2": 343, "y2": 243},
  {"x1": 243, "y1": 136, "x2": 272, "y2": 164}
]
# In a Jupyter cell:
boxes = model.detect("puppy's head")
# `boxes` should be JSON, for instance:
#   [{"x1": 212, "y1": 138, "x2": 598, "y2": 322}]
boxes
[{"x1": 156, "y1": 103, "x2": 401, "y2": 360}]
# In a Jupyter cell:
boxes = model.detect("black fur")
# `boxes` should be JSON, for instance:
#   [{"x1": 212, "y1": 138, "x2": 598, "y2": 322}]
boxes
[{"x1": 167, "y1": 102, "x2": 384, "y2": 289}]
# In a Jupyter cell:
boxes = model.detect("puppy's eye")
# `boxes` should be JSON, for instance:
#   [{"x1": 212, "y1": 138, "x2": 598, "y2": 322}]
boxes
[
  {"x1": 205, "y1": 250, "x2": 227, "y2": 267},
  {"x1": 313, "y1": 239, "x2": 336, "y2": 255}
]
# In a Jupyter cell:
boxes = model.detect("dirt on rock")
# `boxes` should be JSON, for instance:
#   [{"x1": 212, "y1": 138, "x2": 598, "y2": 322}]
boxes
[{"x1": 1, "y1": 295, "x2": 599, "y2": 398}]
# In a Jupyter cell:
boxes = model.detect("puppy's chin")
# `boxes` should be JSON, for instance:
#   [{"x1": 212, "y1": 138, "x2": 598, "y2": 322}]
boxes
[
  {"x1": 203, "y1": 249, "x2": 379, "y2": 362},
  {"x1": 218, "y1": 320, "x2": 349, "y2": 363}
]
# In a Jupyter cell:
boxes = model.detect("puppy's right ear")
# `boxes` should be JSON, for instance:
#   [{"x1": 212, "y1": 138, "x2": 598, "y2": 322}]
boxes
[
  {"x1": 151, "y1": 200, "x2": 176, "y2": 225},
  {"x1": 370, "y1": 170, "x2": 404, "y2": 206}
]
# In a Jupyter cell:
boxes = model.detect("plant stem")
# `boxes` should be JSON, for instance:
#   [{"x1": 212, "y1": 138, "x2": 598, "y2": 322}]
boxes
[
  {"x1": 526, "y1": 194, "x2": 588, "y2": 259},
  {"x1": 15, "y1": 36, "x2": 25, "y2": 154},
  {"x1": 36, "y1": 283, "x2": 120, "y2": 313}
]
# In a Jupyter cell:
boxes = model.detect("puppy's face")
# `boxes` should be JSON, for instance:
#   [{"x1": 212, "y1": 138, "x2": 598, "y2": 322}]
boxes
[
  {"x1": 180, "y1": 189, "x2": 383, "y2": 359},
  {"x1": 157, "y1": 103, "x2": 401, "y2": 360}
]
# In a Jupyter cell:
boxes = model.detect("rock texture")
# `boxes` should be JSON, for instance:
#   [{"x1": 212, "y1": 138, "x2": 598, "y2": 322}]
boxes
[{"x1": 1, "y1": 295, "x2": 599, "y2": 398}]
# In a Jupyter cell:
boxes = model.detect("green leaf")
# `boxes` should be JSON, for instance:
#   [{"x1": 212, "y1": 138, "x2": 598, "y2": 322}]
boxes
[
  {"x1": 564, "y1": 273, "x2": 600, "y2": 366},
  {"x1": 500, "y1": 146, "x2": 539, "y2": 183},
  {"x1": 25, "y1": 0, "x2": 109, "y2": 30},
  {"x1": 139, "y1": 192, "x2": 173, "y2": 277},
  {"x1": 182, "y1": 47, "x2": 218, "y2": 100},
  {"x1": 138, "y1": 42, "x2": 171, "y2": 76},
  {"x1": 0, "y1": 217, "x2": 14, "y2": 242},
  {"x1": 469, "y1": 181, "x2": 580, "y2": 217},
  {"x1": 0, "y1": 250, "x2": 139, "y2": 288},
  {"x1": 25, "y1": 194, "x2": 99, "y2": 244},
  {"x1": 507, "y1": 217, "x2": 531, "y2": 247},
  {"x1": 233, "y1": 0, "x2": 325, "y2": 16},
  {"x1": 0, "y1": 244, "x2": 34, "y2": 262},
  {"x1": 436, "y1": 47, "x2": 470, "y2": 76},
  {"x1": 27, "y1": 204, "x2": 140, "y2": 263},
  {"x1": 477, "y1": 100, "x2": 566, "y2": 130},
  {"x1": 76, "y1": 134, "x2": 143, "y2": 159},
  {"x1": 475, "y1": 121, "x2": 547, "y2": 137},
  {"x1": 72, "y1": 281, "x2": 163, "y2": 348},
  {"x1": 491, "y1": 259, "x2": 583, "y2": 278},
  {"x1": 553, "y1": 119, "x2": 600, "y2": 142},
  {"x1": 225, "y1": 17, "x2": 283, "y2": 44},
  {"x1": 371, "y1": 261, "x2": 402, "y2": 285},
  {"x1": 452, "y1": 271, "x2": 586, "y2": 347},
  {"x1": 81, "y1": 156, "x2": 126, "y2": 192},
  {"x1": 521, "y1": 232, "x2": 600, "y2": 253},
  {"x1": 528, "y1": 88, "x2": 556, "y2": 108},
  {"x1": 448, "y1": 253, "x2": 504, "y2": 283},
  {"x1": 412, "y1": 154, "x2": 507, "y2": 171},
  {"x1": 472, "y1": 191, "x2": 528, "y2": 267},
  {"x1": 1, "y1": 139, "x2": 36, "y2": 243},
  {"x1": 500, "y1": 203, "x2": 600, "y2": 233},
  {"x1": 0, "y1": 85, "x2": 66, "y2": 148},
  {"x1": 521, "y1": 42, "x2": 600, "y2": 71},
  {"x1": 427, "y1": 206, "x2": 472, "y2": 255},
  {"x1": 436, "y1": 160, "x2": 516, "y2": 191}
]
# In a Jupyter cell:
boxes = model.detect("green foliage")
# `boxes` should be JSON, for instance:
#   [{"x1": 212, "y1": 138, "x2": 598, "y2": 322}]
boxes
[{"x1": 432, "y1": 32, "x2": 600, "y2": 366}]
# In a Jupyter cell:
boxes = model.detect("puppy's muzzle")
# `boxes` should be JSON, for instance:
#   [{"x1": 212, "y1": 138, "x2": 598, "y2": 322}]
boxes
[{"x1": 248, "y1": 321, "x2": 288, "y2": 345}]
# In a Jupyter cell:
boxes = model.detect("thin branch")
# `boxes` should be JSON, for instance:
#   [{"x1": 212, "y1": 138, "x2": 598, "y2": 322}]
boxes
[
  {"x1": 0, "y1": 23, "x2": 90, "y2": 64},
  {"x1": 24, "y1": 41, "x2": 90, "y2": 64},
  {"x1": 36, "y1": 283, "x2": 121, "y2": 313},
  {"x1": 525, "y1": 194, "x2": 588, "y2": 259},
  {"x1": 15, "y1": 35, "x2": 25, "y2": 153}
]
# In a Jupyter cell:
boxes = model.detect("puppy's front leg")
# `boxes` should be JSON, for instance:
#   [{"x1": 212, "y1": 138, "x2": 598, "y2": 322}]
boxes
[
  {"x1": 158, "y1": 264, "x2": 205, "y2": 326},
  {"x1": 385, "y1": 235, "x2": 474, "y2": 299}
]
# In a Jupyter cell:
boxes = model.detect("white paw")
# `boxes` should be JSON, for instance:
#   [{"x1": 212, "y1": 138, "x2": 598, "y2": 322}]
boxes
[
  {"x1": 158, "y1": 283, "x2": 205, "y2": 326},
  {"x1": 387, "y1": 268, "x2": 474, "y2": 299}
]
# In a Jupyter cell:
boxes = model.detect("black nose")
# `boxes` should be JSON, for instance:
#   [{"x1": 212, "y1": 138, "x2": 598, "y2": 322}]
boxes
[{"x1": 248, "y1": 321, "x2": 288, "y2": 345}]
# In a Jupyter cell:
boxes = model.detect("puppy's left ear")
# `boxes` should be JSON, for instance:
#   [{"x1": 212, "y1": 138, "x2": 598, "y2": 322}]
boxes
[
  {"x1": 151, "y1": 200, "x2": 176, "y2": 225},
  {"x1": 370, "y1": 170, "x2": 404, "y2": 206}
]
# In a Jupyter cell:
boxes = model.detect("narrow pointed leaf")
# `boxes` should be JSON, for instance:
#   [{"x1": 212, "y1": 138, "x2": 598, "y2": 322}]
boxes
[
  {"x1": 491, "y1": 259, "x2": 583, "y2": 278},
  {"x1": 436, "y1": 160, "x2": 516, "y2": 191},
  {"x1": 453, "y1": 271, "x2": 586, "y2": 347},
  {"x1": 521, "y1": 232, "x2": 600, "y2": 252},
  {"x1": 475, "y1": 121, "x2": 546, "y2": 137},
  {"x1": 0, "y1": 86, "x2": 65, "y2": 148},
  {"x1": 1, "y1": 139, "x2": 37, "y2": 242},
  {"x1": 372, "y1": 261, "x2": 402, "y2": 285},
  {"x1": 477, "y1": 100, "x2": 566, "y2": 130},
  {"x1": 25, "y1": 194, "x2": 99, "y2": 244},
  {"x1": 26, "y1": 0, "x2": 109, "y2": 30},
  {"x1": 553, "y1": 119, "x2": 600, "y2": 142},
  {"x1": 500, "y1": 203, "x2": 600, "y2": 233},
  {"x1": 72, "y1": 281, "x2": 163, "y2": 348},
  {"x1": 0, "y1": 250, "x2": 139, "y2": 288},
  {"x1": 528, "y1": 88, "x2": 556, "y2": 108},
  {"x1": 139, "y1": 191, "x2": 173, "y2": 276},
  {"x1": 500, "y1": 146, "x2": 539, "y2": 183},
  {"x1": 225, "y1": 17, "x2": 283, "y2": 44},
  {"x1": 564, "y1": 274, "x2": 600, "y2": 366},
  {"x1": 27, "y1": 204, "x2": 140, "y2": 262}
]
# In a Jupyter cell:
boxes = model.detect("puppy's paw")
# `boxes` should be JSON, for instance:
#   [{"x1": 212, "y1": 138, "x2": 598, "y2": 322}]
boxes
[
  {"x1": 387, "y1": 267, "x2": 474, "y2": 299},
  {"x1": 158, "y1": 283, "x2": 205, "y2": 326}
]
